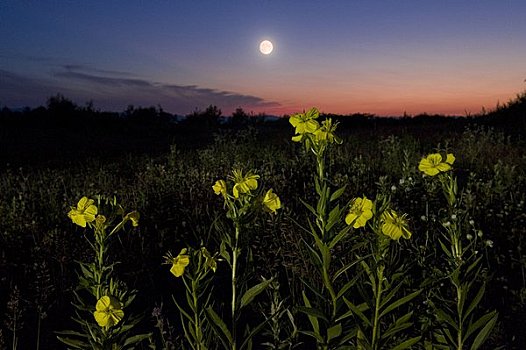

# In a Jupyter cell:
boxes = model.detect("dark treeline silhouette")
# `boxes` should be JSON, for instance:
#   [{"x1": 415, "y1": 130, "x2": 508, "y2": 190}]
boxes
[{"x1": 1, "y1": 92, "x2": 525, "y2": 168}]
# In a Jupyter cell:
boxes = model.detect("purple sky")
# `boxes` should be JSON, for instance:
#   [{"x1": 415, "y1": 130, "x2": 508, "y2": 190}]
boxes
[{"x1": 1, "y1": 0, "x2": 525, "y2": 116}]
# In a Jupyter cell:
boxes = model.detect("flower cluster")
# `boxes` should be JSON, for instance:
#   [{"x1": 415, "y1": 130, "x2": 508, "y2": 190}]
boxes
[
  {"x1": 165, "y1": 247, "x2": 217, "y2": 278},
  {"x1": 67, "y1": 196, "x2": 140, "y2": 229},
  {"x1": 213, "y1": 168, "x2": 281, "y2": 214},
  {"x1": 289, "y1": 107, "x2": 342, "y2": 149},
  {"x1": 418, "y1": 153, "x2": 455, "y2": 176},
  {"x1": 345, "y1": 197, "x2": 412, "y2": 240}
]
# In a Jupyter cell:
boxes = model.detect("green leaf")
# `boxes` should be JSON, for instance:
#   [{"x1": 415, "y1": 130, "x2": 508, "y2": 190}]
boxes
[
  {"x1": 464, "y1": 284, "x2": 485, "y2": 322},
  {"x1": 205, "y1": 307, "x2": 233, "y2": 349},
  {"x1": 391, "y1": 336, "x2": 421, "y2": 350},
  {"x1": 123, "y1": 333, "x2": 152, "y2": 347},
  {"x1": 379, "y1": 290, "x2": 421, "y2": 318},
  {"x1": 220, "y1": 241, "x2": 231, "y2": 265},
  {"x1": 300, "y1": 198, "x2": 318, "y2": 216},
  {"x1": 327, "y1": 323, "x2": 342, "y2": 342},
  {"x1": 465, "y1": 310, "x2": 495, "y2": 340},
  {"x1": 435, "y1": 308, "x2": 459, "y2": 331},
  {"x1": 330, "y1": 185, "x2": 346, "y2": 202},
  {"x1": 302, "y1": 291, "x2": 321, "y2": 336},
  {"x1": 344, "y1": 298, "x2": 371, "y2": 327},
  {"x1": 299, "y1": 330, "x2": 324, "y2": 343},
  {"x1": 240, "y1": 278, "x2": 273, "y2": 309},
  {"x1": 56, "y1": 336, "x2": 87, "y2": 349},
  {"x1": 470, "y1": 311, "x2": 498, "y2": 350},
  {"x1": 328, "y1": 225, "x2": 352, "y2": 250},
  {"x1": 326, "y1": 204, "x2": 342, "y2": 232}
]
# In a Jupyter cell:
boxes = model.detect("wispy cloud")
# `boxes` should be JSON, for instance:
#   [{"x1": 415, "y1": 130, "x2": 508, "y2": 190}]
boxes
[{"x1": 0, "y1": 65, "x2": 281, "y2": 114}]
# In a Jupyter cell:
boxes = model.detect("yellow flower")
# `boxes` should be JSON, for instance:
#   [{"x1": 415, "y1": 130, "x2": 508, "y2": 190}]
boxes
[
  {"x1": 263, "y1": 189, "x2": 281, "y2": 214},
  {"x1": 170, "y1": 248, "x2": 190, "y2": 277},
  {"x1": 93, "y1": 295, "x2": 124, "y2": 328},
  {"x1": 125, "y1": 211, "x2": 140, "y2": 227},
  {"x1": 94, "y1": 214, "x2": 106, "y2": 230},
  {"x1": 289, "y1": 107, "x2": 320, "y2": 135},
  {"x1": 213, "y1": 179, "x2": 228, "y2": 197},
  {"x1": 345, "y1": 197, "x2": 373, "y2": 228},
  {"x1": 418, "y1": 153, "x2": 455, "y2": 176},
  {"x1": 230, "y1": 169, "x2": 259, "y2": 199},
  {"x1": 381, "y1": 210, "x2": 412, "y2": 240},
  {"x1": 201, "y1": 247, "x2": 217, "y2": 273},
  {"x1": 68, "y1": 197, "x2": 98, "y2": 228},
  {"x1": 313, "y1": 118, "x2": 341, "y2": 144}
]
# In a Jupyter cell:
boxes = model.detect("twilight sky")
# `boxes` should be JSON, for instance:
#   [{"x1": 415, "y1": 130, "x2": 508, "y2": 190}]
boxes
[{"x1": 1, "y1": 0, "x2": 525, "y2": 116}]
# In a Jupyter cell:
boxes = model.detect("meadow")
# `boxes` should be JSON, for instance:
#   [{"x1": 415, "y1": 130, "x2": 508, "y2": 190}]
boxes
[{"x1": 0, "y1": 97, "x2": 525, "y2": 349}]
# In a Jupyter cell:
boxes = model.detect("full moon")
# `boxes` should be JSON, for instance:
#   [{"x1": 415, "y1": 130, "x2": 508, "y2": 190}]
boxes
[{"x1": 259, "y1": 40, "x2": 273, "y2": 55}]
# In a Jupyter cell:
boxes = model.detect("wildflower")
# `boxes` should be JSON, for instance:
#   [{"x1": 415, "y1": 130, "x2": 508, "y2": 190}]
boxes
[
  {"x1": 212, "y1": 179, "x2": 228, "y2": 197},
  {"x1": 313, "y1": 118, "x2": 342, "y2": 144},
  {"x1": 93, "y1": 295, "x2": 124, "y2": 328},
  {"x1": 94, "y1": 214, "x2": 106, "y2": 230},
  {"x1": 466, "y1": 233, "x2": 473, "y2": 240},
  {"x1": 381, "y1": 210, "x2": 412, "y2": 240},
  {"x1": 169, "y1": 248, "x2": 190, "y2": 277},
  {"x1": 201, "y1": 247, "x2": 217, "y2": 273},
  {"x1": 418, "y1": 153, "x2": 455, "y2": 176},
  {"x1": 68, "y1": 196, "x2": 98, "y2": 228},
  {"x1": 469, "y1": 219, "x2": 475, "y2": 225},
  {"x1": 451, "y1": 214, "x2": 457, "y2": 220},
  {"x1": 485, "y1": 239, "x2": 494, "y2": 248},
  {"x1": 263, "y1": 189, "x2": 281, "y2": 214},
  {"x1": 391, "y1": 185, "x2": 397, "y2": 192},
  {"x1": 345, "y1": 196, "x2": 373, "y2": 228},
  {"x1": 125, "y1": 211, "x2": 140, "y2": 227},
  {"x1": 289, "y1": 107, "x2": 320, "y2": 135},
  {"x1": 230, "y1": 169, "x2": 259, "y2": 199}
]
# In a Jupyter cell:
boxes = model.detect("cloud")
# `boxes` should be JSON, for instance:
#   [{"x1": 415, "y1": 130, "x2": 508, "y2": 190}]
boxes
[
  {"x1": 51, "y1": 66, "x2": 281, "y2": 114},
  {"x1": 1, "y1": 65, "x2": 281, "y2": 114}
]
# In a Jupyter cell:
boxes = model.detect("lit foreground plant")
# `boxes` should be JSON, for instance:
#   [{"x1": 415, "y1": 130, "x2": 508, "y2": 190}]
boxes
[
  {"x1": 164, "y1": 246, "x2": 218, "y2": 350},
  {"x1": 419, "y1": 153, "x2": 498, "y2": 349},
  {"x1": 290, "y1": 108, "x2": 421, "y2": 349},
  {"x1": 343, "y1": 193, "x2": 421, "y2": 350},
  {"x1": 56, "y1": 196, "x2": 150, "y2": 349},
  {"x1": 198, "y1": 169, "x2": 281, "y2": 350}
]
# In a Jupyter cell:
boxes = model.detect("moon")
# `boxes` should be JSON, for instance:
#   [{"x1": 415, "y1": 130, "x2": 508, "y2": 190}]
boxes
[{"x1": 259, "y1": 40, "x2": 273, "y2": 55}]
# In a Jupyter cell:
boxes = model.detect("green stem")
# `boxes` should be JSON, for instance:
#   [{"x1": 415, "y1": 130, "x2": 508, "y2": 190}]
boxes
[
  {"x1": 231, "y1": 223, "x2": 241, "y2": 350},
  {"x1": 456, "y1": 284, "x2": 463, "y2": 350},
  {"x1": 192, "y1": 279, "x2": 203, "y2": 349},
  {"x1": 371, "y1": 267, "x2": 384, "y2": 350}
]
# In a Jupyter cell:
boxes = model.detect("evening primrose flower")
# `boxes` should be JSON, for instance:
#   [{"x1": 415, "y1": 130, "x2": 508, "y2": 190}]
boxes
[
  {"x1": 381, "y1": 210, "x2": 412, "y2": 240},
  {"x1": 313, "y1": 118, "x2": 342, "y2": 145},
  {"x1": 169, "y1": 248, "x2": 190, "y2": 277},
  {"x1": 230, "y1": 169, "x2": 259, "y2": 199},
  {"x1": 289, "y1": 107, "x2": 320, "y2": 135},
  {"x1": 345, "y1": 196, "x2": 373, "y2": 228},
  {"x1": 263, "y1": 189, "x2": 281, "y2": 214},
  {"x1": 201, "y1": 247, "x2": 217, "y2": 273},
  {"x1": 418, "y1": 153, "x2": 456, "y2": 176},
  {"x1": 68, "y1": 196, "x2": 98, "y2": 228},
  {"x1": 93, "y1": 295, "x2": 124, "y2": 328},
  {"x1": 125, "y1": 211, "x2": 140, "y2": 227},
  {"x1": 212, "y1": 179, "x2": 228, "y2": 197}
]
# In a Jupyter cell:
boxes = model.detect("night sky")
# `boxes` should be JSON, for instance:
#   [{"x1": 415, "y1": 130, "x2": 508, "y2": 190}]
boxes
[{"x1": 1, "y1": 0, "x2": 525, "y2": 116}]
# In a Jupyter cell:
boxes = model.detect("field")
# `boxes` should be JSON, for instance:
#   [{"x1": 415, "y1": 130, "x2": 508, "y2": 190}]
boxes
[{"x1": 0, "y1": 99, "x2": 525, "y2": 349}]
